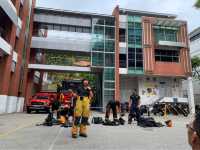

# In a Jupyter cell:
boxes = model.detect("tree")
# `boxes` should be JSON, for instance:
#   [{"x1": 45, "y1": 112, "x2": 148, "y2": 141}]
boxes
[
  {"x1": 195, "y1": 0, "x2": 200, "y2": 8},
  {"x1": 191, "y1": 56, "x2": 200, "y2": 80}
]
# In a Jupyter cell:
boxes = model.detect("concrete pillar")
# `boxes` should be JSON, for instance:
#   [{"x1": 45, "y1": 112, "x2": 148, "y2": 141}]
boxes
[
  {"x1": 25, "y1": 70, "x2": 34, "y2": 106},
  {"x1": 187, "y1": 77, "x2": 195, "y2": 114}
]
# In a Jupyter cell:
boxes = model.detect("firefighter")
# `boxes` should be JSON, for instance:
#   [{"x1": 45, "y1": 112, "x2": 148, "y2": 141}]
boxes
[
  {"x1": 105, "y1": 100, "x2": 121, "y2": 122},
  {"x1": 71, "y1": 79, "x2": 93, "y2": 138},
  {"x1": 128, "y1": 90, "x2": 141, "y2": 124}
]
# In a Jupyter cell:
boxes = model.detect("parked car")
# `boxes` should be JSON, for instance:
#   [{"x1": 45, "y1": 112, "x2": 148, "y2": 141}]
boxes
[{"x1": 27, "y1": 92, "x2": 57, "y2": 113}]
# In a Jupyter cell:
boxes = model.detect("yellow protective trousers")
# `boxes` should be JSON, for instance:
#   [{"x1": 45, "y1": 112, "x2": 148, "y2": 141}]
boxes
[{"x1": 72, "y1": 96, "x2": 90, "y2": 136}]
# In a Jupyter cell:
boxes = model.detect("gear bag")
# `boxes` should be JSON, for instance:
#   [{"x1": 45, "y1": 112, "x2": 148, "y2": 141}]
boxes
[{"x1": 92, "y1": 117, "x2": 104, "y2": 124}]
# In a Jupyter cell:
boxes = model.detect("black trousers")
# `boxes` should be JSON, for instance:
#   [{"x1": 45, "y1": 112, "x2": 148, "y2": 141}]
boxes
[
  {"x1": 105, "y1": 106, "x2": 117, "y2": 120},
  {"x1": 128, "y1": 107, "x2": 140, "y2": 122}
]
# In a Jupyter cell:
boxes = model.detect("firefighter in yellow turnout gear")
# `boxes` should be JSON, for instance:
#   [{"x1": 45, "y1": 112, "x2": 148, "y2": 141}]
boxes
[{"x1": 72, "y1": 79, "x2": 93, "y2": 138}]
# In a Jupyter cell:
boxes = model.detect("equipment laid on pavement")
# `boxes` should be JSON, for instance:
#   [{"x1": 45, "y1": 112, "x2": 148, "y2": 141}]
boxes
[
  {"x1": 118, "y1": 117, "x2": 126, "y2": 125},
  {"x1": 43, "y1": 112, "x2": 53, "y2": 126},
  {"x1": 152, "y1": 102, "x2": 189, "y2": 117},
  {"x1": 165, "y1": 120, "x2": 173, "y2": 127},
  {"x1": 137, "y1": 117, "x2": 164, "y2": 128},
  {"x1": 102, "y1": 119, "x2": 120, "y2": 126},
  {"x1": 92, "y1": 117, "x2": 104, "y2": 124}
]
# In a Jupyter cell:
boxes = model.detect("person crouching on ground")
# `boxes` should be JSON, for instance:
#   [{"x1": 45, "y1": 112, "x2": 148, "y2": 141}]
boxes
[
  {"x1": 71, "y1": 79, "x2": 93, "y2": 138},
  {"x1": 105, "y1": 100, "x2": 121, "y2": 122},
  {"x1": 51, "y1": 96, "x2": 61, "y2": 120},
  {"x1": 128, "y1": 90, "x2": 141, "y2": 124},
  {"x1": 187, "y1": 113, "x2": 200, "y2": 150}
]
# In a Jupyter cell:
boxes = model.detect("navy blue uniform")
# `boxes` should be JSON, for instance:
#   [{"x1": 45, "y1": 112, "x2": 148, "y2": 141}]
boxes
[
  {"x1": 105, "y1": 100, "x2": 118, "y2": 120},
  {"x1": 128, "y1": 94, "x2": 140, "y2": 123}
]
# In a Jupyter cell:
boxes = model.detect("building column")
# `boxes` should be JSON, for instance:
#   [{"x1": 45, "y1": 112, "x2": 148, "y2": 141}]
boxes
[
  {"x1": 113, "y1": 5, "x2": 120, "y2": 101},
  {"x1": 187, "y1": 77, "x2": 195, "y2": 114},
  {"x1": 25, "y1": 70, "x2": 34, "y2": 106}
]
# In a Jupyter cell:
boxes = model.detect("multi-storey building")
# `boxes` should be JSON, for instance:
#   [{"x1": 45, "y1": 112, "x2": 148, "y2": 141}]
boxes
[
  {"x1": 0, "y1": 4, "x2": 194, "y2": 113},
  {"x1": 27, "y1": 7, "x2": 116, "y2": 110},
  {"x1": 190, "y1": 27, "x2": 200, "y2": 57},
  {"x1": 27, "y1": 6, "x2": 194, "y2": 111},
  {"x1": 113, "y1": 7, "x2": 193, "y2": 110},
  {"x1": 0, "y1": 0, "x2": 35, "y2": 114},
  {"x1": 189, "y1": 27, "x2": 200, "y2": 106}
]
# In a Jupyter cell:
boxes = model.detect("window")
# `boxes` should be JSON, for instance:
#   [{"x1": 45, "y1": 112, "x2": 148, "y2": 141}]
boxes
[
  {"x1": 154, "y1": 26, "x2": 178, "y2": 42},
  {"x1": 93, "y1": 18, "x2": 105, "y2": 25},
  {"x1": 119, "y1": 54, "x2": 126, "y2": 68},
  {"x1": 128, "y1": 22, "x2": 142, "y2": 46},
  {"x1": 105, "y1": 18, "x2": 115, "y2": 26},
  {"x1": 94, "y1": 25, "x2": 104, "y2": 35},
  {"x1": 104, "y1": 82, "x2": 115, "y2": 89},
  {"x1": 105, "y1": 40, "x2": 115, "y2": 52},
  {"x1": 76, "y1": 26, "x2": 82, "y2": 32},
  {"x1": 104, "y1": 68, "x2": 115, "y2": 80},
  {"x1": 82, "y1": 27, "x2": 91, "y2": 33},
  {"x1": 119, "y1": 28, "x2": 126, "y2": 42},
  {"x1": 105, "y1": 27, "x2": 115, "y2": 39},
  {"x1": 128, "y1": 48, "x2": 143, "y2": 69},
  {"x1": 92, "y1": 40, "x2": 104, "y2": 52},
  {"x1": 53, "y1": 25, "x2": 60, "y2": 30},
  {"x1": 92, "y1": 52, "x2": 104, "y2": 66},
  {"x1": 61, "y1": 25, "x2": 68, "y2": 31},
  {"x1": 68, "y1": 26, "x2": 76, "y2": 32},
  {"x1": 105, "y1": 53, "x2": 115, "y2": 67},
  {"x1": 155, "y1": 49, "x2": 180, "y2": 62}
]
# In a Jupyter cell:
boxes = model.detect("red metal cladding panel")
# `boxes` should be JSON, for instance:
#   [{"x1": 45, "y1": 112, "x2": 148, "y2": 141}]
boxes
[
  {"x1": 142, "y1": 17, "x2": 155, "y2": 74},
  {"x1": 178, "y1": 24, "x2": 191, "y2": 76}
]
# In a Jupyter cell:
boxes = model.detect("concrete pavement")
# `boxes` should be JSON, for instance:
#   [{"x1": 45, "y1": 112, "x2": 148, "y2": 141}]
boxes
[{"x1": 0, "y1": 112, "x2": 191, "y2": 150}]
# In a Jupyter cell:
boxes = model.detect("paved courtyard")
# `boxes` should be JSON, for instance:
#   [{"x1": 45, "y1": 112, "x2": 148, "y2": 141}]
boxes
[{"x1": 0, "y1": 112, "x2": 191, "y2": 150}]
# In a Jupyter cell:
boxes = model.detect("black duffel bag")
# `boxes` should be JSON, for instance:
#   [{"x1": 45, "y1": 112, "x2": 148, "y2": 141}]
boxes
[
  {"x1": 92, "y1": 117, "x2": 104, "y2": 124},
  {"x1": 138, "y1": 117, "x2": 164, "y2": 128}
]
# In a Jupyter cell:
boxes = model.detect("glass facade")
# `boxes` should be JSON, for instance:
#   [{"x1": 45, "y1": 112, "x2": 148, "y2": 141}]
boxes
[
  {"x1": 153, "y1": 26, "x2": 178, "y2": 42},
  {"x1": 91, "y1": 17, "x2": 115, "y2": 107},
  {"x1": 155, "y1": 49, "x2": 180, "y2": 62},
  {"x1": 127, "y1": 16, "x2": 143, "y2": 74}
]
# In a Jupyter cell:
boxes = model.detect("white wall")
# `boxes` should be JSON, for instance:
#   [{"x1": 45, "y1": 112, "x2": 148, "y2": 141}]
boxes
[
  {"x1": 0, "y1": 95, "x2": 24, "y2": 114},
  {"x1": 190, "y1": 38, "x2": 200, "y2": 57},
  {"x1": 120, "y1": 76, "x2": 138, "y2": 102},
  {"x1": 120, "y1": 76, "x2": 185, "y2": 105}
]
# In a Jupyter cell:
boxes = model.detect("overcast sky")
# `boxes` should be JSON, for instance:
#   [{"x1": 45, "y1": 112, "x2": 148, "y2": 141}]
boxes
[{"x1": 36, "y1": 0, "x2": 200, "y2": 32}]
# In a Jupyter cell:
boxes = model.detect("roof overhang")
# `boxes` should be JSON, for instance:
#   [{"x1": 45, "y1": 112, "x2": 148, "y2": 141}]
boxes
[
  {"x1": 154, "y1": 18, "x2": 185, "y2": 27},
  {"x1": 158, "y1": 40, "x2": 187, "y2": 48},
  {"x1": 35, "y1": 7, "x2": 114, "y2": 18},
  {"x1": 119, "y1": 8, "x2": 177, "y2": 19}
]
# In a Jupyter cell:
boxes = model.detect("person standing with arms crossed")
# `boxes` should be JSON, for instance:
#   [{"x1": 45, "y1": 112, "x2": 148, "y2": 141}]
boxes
[{"x1": 71, "y1": 79, "x2": 93, "y2": 138}]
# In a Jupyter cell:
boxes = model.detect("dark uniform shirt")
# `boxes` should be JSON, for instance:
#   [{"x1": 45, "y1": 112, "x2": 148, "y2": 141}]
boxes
[
  {"x1": 130, "y1": 94, "x2": 140, "y2": 109},
  {"x1": 77, "y1": 86, "x2": 90, "y2": 97},
  {"x1": 106, "y1": 100, "x2": 117, "y2": 109}
]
